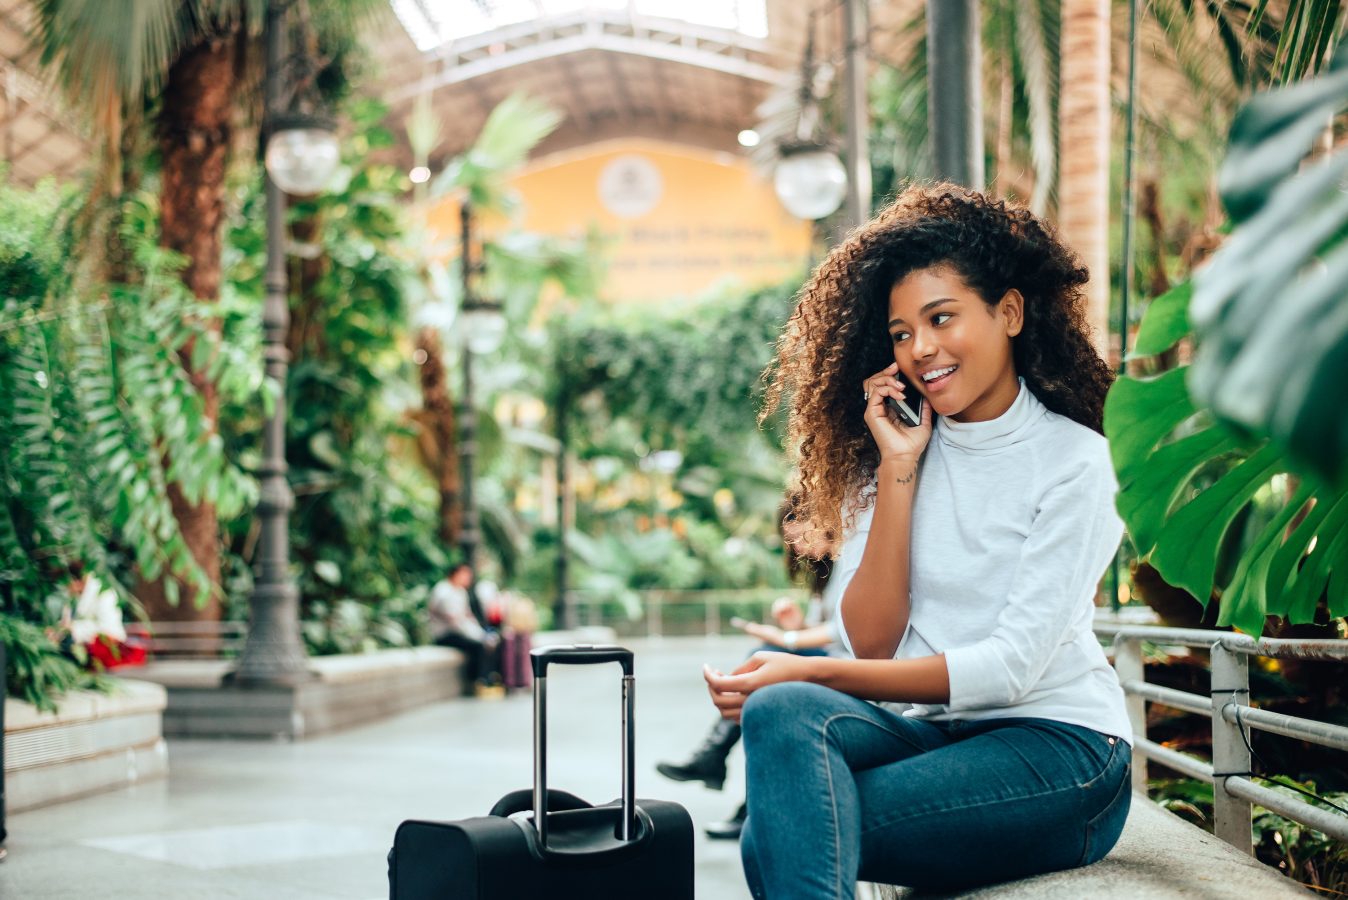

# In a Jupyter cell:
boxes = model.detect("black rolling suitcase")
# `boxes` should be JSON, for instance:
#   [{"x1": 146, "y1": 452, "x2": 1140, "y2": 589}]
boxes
[{"x1": 389, "y1": 644, "x2": 694, "y2": 899}]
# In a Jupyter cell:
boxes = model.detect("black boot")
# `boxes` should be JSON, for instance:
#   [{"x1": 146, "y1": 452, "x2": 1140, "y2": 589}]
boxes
[
  {"x1": 704, "y1": 802, "x2": 747, "y2": 840},
  {"x1": 655, "y1": 719, "x2": 741, "y2": 790}
]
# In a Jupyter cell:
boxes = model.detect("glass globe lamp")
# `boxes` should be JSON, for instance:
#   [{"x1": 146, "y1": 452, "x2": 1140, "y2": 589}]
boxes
[
  {"x1": 461, "y1": 299, "x2": 507, "y2": 355},
  {"x1": 774, "y1": 144, "x2": 848, "y2": 220},
  {"x1": 265, "y1": 114, "x2": 341, "y2": 196}
]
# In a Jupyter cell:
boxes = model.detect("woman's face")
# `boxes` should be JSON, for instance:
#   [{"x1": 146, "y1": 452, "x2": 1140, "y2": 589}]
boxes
[{"x1": 886, "y1": 265, "x2": 1023, "y2": 423}]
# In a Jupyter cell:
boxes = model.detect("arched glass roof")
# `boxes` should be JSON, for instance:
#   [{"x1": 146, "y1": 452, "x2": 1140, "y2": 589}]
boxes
[{"x1": 390, "y1": 0, "x2": 770, "y2": 53}]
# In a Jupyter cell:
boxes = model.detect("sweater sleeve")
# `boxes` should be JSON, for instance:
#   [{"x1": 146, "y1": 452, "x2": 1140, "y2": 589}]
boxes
[{"x1": 942, "y1": 451, "x2": 1123, "y2": 711}]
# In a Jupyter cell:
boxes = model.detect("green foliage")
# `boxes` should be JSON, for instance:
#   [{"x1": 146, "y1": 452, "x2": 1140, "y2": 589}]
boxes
[
  {"x1": 1150, "y1": 776, "x2": 1348, "y2": 892},
  {"x1": 1127, "y1": 282, "x2": 1192, "y2": 358},
  {"x1": 0, "y1": 180, "x2": 260, "y2": 700},
  {"x1": 0, "y1": 173, "x2": 70, "y2": 306},
  {"x1": 1190, "y1": 46, "x2": 1348, "y2": 485},
  {"x1": 431, "y1": 92, "x2": 563, "y2": 212},
  {"x1": 866, "y1": 2, "x2": 1059, "y2": 211},
  {"x1": 1105, "y1": 312, "x2": 1346, "y2": 635},
  {"x1": 1252, "y1": 780, "x2": 1348, "y2": 889},
  {"x1": 530, "y1": 279, "x2": 803, "y2": 606},
  {"x1": 0, "y1": 613, "x2": 106, "y2": 712},
  {"x1": 1108, "y1": 47, "x2": 1348, "y2": 636},
  {"x1": 220, "y1": 99, "x2": 446, "y2": 655},
  {"x1": 1150, "y1": 776, "x2": 1215, "y2": 826},
  {"x1": 31, "y1": 0, "x2": 385, "y2": 115},
  {"x1": 554, "y1": 280, "x2": 798, "y2": 462}
]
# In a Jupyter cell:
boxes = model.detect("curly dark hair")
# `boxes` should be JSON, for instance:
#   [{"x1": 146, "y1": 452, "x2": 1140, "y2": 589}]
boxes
[
  {"x1": 778, "y1": 493, "x2": 832, "y2": 595},
  {"x1": 762, "y1": 183, "x2": 1114, "y2": 546}
]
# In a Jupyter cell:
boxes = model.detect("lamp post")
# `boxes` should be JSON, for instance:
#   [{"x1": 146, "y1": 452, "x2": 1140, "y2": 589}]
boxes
[
  {"x1": 456, "y1": 200, "x2": 506, "y2": 579},
  {"x1": 928, "y1": 0, "x2": 983, "y2": 189},
  {"x1": 227, "y1": 0, "x2": 340, "y2": 687}
]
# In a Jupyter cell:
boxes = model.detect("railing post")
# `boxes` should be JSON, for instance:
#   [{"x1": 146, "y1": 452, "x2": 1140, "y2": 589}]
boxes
[
  {"x1": 647, "y1": 593, "x2": 662, "y2": 639},
  {"x1": 1113, "y1": 635, "x2": 1148, "y2": 794},
  {"x1": 1211, "y1": 642, "x2": 1253, "y2": 855}
]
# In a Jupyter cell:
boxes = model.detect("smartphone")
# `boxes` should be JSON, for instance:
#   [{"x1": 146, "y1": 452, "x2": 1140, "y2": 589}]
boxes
[{"x1": 884, "y1": 374, "x2": 924, "y2": 427}]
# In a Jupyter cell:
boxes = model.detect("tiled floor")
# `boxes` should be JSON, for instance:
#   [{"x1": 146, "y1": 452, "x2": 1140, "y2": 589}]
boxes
[{"x1": 1, "y1": 636, "x2": 758, "y2": 899}]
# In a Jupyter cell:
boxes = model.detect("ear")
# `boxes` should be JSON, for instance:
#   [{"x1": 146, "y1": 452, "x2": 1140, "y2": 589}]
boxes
[{"x1": 999, "y1": 289, "x2": 1025, "y2": 338}]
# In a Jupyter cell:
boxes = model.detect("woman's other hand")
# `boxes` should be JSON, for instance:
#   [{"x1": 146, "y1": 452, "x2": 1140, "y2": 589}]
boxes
[
  {"x1": 703, "y1": 653, "x2": 818, "y2": 722},
  {"x1": 862, "y1": 362, "x2": 933, "y2": 463}
]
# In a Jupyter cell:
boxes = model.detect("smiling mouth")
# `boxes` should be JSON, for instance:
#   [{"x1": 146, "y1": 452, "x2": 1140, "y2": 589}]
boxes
[{"x1": 919, "y1": 365, "x2": 958, "y2": 390}]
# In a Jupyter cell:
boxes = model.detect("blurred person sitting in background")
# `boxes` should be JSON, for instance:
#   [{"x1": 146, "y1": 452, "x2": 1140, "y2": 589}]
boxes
[
  {"x1": 429, "y1": 563, "x2": 500, "y2": 696},
  {"x1": 656, "y1": 492, "x2": 870, "y2": 839}
]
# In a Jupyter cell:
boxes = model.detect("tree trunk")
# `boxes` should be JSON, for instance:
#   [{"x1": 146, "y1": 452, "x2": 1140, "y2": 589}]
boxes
[
  {"x1": 415, "y1": 326, "x2": 461, "y2": 545},
  {"x1": 1058, "y1": 0, "x2": 1112, "y2": 359},
  {"x1": 137, "y1": 36, "x2": 235, "y2": 624}
]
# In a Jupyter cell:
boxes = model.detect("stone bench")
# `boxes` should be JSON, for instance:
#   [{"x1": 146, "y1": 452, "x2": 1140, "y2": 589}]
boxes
[
  {"x1": 863, "y1": 794, "x2": 1310, "y2": 898},
  {"x1": 3, "y1": 679, "x2": 168, "y2": 813},
  {"x1": 133, "y1": 645, "x2": 466, "y2": 739}
]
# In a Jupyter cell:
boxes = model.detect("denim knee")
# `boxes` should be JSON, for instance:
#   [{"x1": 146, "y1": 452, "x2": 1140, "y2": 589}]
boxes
[{"x1": 742, "y1": 681, "x2": 837, "y2": 746}]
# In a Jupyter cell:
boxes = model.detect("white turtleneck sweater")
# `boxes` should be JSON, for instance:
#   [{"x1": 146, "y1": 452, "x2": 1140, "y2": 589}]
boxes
[{"x1": 838, "y1": 380, "x2": 1133, "y2": 743}]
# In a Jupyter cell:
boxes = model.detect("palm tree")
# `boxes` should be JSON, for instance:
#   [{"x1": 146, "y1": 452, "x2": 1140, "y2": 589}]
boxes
[
  {"x1": 1058, "y1": 0, "x2": 1112, "y2": 357},
  {"x1": 30, "y1": 0, "x2": 380, "y2": 622},
  {"x1": 410, "y1": 92, "x2": 564, "y2": 548}
]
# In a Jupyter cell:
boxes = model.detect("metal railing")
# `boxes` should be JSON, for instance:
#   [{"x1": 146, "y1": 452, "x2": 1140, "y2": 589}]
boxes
[
  {"x1": 565, "y1": 589, "x2": 811, "y2": 638},
  {"x1": 125, "y1": 620, "x2": 248, "y2": 659},
  {"x1": 1095, "y1": 623, "x2": 1348, "y2": 852}
]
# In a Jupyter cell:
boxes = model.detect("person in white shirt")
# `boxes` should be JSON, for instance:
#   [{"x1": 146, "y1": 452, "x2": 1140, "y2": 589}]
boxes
[
  {"x1": 657, "y1": 494, "x2": 867, "y2": 840},
  {"x1": 704, "y1": 184, "x2": 1132, "y2": 897},
  {"x1": 429, "y1": 563, "x2": 498, "y2": 694}
]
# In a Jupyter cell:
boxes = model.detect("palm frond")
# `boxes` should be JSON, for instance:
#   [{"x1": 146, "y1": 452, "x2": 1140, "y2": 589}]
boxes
[
  {"x1": 31, "y1": 0, "x2": 182, "y2": 112},
  {"x1": 405, "y1": 89, "x2": 441, "y2": 165},
  {"x1": 431, "y1": 92, "x2": 563, "y2": 208},
  {"x1": 1017, "y1": 0, "x2": 1057, "y2": 213}
]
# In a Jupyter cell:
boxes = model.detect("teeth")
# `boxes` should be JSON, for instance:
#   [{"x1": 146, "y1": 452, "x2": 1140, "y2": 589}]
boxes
[{"x1": 921, "y1": 365, "x2": 957, "y2": 383}]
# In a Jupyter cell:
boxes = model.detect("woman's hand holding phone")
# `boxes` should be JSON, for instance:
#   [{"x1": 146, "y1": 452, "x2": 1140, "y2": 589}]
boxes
[{"x1": 862, "y1": 362, "x2": 933, "y2": 463}]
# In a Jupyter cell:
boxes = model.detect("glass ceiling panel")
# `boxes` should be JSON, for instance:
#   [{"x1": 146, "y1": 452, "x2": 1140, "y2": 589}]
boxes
[{"x1": 391, "y1": 0, "x2": 770, "y2": 53}]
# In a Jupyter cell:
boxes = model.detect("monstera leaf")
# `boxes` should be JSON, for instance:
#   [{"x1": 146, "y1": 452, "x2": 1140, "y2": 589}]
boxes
[
  {"x1": 1189, "y1": 44, "x2": 1348, "y2": 487},
  {"x1": 1106, "y1": 283, "x2": 1348, "y2": 636}
]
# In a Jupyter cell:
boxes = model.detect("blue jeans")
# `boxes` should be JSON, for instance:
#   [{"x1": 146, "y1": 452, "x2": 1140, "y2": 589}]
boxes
[{"x1": 740, "y1": 682, "x2": 1131, "y2": 899}]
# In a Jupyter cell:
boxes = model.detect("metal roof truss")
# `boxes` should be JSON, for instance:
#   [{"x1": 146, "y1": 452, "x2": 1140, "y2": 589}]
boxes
[{"x1": 390, "y1": 10, "x2": 788, "y2": 103}]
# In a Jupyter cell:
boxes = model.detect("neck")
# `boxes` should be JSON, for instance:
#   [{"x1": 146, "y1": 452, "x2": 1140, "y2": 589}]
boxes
[{"x1": 950, "y1": 369, "x2": 1021, "y2": 423}]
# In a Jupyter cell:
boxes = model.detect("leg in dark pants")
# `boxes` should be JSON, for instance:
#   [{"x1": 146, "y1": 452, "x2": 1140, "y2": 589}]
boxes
[{"x1": 434, "y1": 632, "x2": 485, "y2": 694}]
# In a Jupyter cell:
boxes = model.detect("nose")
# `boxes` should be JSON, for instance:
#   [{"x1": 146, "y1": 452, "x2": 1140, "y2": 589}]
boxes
[{"x1": 909, "y1": 326, "x2": 938, "y2": 362}]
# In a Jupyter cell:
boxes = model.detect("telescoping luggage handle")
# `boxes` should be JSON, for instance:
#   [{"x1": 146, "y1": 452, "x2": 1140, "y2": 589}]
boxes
[{"x1": 530, "y1": 644, "x2": 636, "y2": 850}]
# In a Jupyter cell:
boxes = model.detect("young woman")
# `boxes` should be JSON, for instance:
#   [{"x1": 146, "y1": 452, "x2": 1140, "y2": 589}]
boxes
[{"x1": 704, "y1": 185, "x2": 1132, "y2": 898}]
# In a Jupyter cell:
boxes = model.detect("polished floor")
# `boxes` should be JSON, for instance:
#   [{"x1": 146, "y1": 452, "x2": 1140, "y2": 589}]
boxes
[{"x1": 1, "y1": 635, "x2": 759, "y2": 899}]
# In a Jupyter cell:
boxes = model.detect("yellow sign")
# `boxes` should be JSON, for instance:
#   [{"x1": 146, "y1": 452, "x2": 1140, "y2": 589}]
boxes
[{"x1": 428, "y1": 139, "x2": 812, "y2": 304}]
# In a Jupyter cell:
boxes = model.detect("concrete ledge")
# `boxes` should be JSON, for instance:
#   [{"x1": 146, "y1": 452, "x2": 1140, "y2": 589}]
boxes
[
  {"x1": 869, "y1": 795, "x2": 1309, "y2": 898},
  {"x1": 133, "y1": 646, "x2": 466, "y2": 740},
  {"x1": 4, "y1": 679, "x2": 168, "y2": 812}
]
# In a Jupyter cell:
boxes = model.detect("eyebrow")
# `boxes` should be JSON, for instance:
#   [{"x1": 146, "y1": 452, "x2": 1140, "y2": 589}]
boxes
[{"x1": 888, "y1": 297, "x2": 957, "y2": 328}]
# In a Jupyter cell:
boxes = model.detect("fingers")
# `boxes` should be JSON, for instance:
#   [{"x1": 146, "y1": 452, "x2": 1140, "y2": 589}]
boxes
[
  {"x1": 704, "y1": 665, "x2": 747, "y2": 722},
  {"x1": 861, "y1": 363, "x2": 905, "y2": 400},
  {"x1": 731, "y1": 653, "x2": 770, "y2": 676}
]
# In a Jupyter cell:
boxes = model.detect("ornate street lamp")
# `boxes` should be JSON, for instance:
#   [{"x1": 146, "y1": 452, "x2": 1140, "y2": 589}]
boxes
[
  {"x1": 457, "y1": 201, "x2": 506, "y2": 577},
  {"x1": 227, "y1": 0, "x2": 337, "y2": 687},
  {"x1": 773, "y1": 11, "x2": 848, "y2": 222},
  {"x1": 265, "y1": 112, "x2": 340, "y2": 196}
]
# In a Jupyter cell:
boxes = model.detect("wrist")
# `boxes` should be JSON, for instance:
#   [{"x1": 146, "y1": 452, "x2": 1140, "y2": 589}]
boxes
[{"x1": 878, "y1": 456, "x2": 920, "y2": 485}]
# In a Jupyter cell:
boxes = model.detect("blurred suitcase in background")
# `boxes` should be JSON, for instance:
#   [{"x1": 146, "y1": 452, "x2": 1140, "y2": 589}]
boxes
[
  {"x1": 388, "y1": 644, "x2": 693, "y2": 900},
  {"x1": 501, "y1": 630, "x2": 532, "y2": 690}
]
